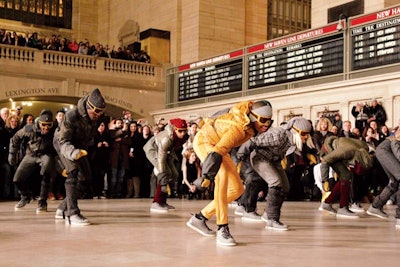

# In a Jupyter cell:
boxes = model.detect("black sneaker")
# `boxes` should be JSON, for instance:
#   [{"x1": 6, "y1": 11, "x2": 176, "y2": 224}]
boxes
[{"x1": 36, "y1": 200, "x2": 48, "y2": 214}]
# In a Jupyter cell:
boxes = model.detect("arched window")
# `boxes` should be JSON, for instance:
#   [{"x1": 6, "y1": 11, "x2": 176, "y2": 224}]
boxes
[{"x1": 0, "y1": 0, "x2": 72, "y2": 29}]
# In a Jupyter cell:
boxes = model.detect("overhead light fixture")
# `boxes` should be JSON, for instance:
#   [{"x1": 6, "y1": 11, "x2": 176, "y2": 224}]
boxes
[{"x1": 337, "y1": 14, "x2": 347, "y2": 31}]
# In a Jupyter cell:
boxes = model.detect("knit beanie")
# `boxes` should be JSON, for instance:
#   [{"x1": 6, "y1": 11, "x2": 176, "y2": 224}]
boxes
[
  {"x1": 87, "y1": 88, "x2": 106, "y2": 109},
  {"x1": 170, "y1": 118, "x2": 187, "y2": 130},
  {"x1": 284, "y1": 117, "x2": 311, "y2": 132},
  {"x1": 250, "y1": 100, "x2": 272, "y2": 122},
  {"x1": 38, "y1": 109, "x2": 53, "y2": 123},
  {"x1": 293, "y1": 117, "x2": 312, "y2": 132}
]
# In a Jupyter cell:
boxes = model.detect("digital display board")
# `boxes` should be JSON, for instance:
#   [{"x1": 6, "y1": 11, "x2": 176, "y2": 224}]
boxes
[
  {"x1": 246, "y1": 25, "x2": 344, "y2": 89},
  {"x1": 173, "y1": 6, "x2": 400, "y2": 102},
  {"x1": 177, "y1": 50, "x2": 243, "y2": 101},
  {"x1": 350, "y1": 5, "x2": 400, "y2": 70}
]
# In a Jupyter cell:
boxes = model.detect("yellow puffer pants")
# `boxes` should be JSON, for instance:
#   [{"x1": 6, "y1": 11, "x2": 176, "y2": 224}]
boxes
[{"x1": 194, "y1": 130, "x2": 244, "y2": 225}]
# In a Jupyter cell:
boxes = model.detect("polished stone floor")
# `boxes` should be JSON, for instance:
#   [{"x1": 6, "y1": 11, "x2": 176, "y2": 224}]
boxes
[{"x1": 0, "y1": 198, "x2": 399, "y2": 267}]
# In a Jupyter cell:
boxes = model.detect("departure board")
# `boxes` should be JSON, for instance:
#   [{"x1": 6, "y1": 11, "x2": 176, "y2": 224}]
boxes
[
  {"x1": 350, "y1": 5, "x2": 400, "y2": 70},
  {"x1": 177, "y1": 50, "x2": 243, "y2": 101},
  {"x1": 246, "y1": 25, "x2": 344, "y2": 89}
]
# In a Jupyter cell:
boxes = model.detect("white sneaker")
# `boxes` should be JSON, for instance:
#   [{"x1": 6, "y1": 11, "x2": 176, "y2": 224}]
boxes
[
  {"x1": 150, "y1": 202, "x2": 168, "y2": 213},
  {"x1": 261, "y1": 211, "x2": 268, "y2": 222},
  {"x1": 66, "y1": 214, "x2": 90, "y2": 226},
  {"x1": 234, "y1": 205, "x2": 245, "y2": 216},
  {"x1": 320, "y1": 202, "x2": 337, "y2": 215},
  {"x1": 241, "y1": 211, "x2": 262, "y2": 222},
  {"x1": 228, "y1": 201, "x2": 238, "y2": 208},
  {"x1": 366, "y1": 205, "x2": 388, "y2": 219},
  {"x1": 162, "y1": 203, "x2": 175, "y2": 210},
  {"x1": 186, "y1": 215, "x2": 216, "y2": 237},
  {"x1": 216, "y1": 225, "x2": 236, "y2": 246},
  {"x1": 55, "y1": 209, "x2": 65, "y2": 220},
  {"x1": 265, "y1": 219, "x2": 288, "y2": 231},
  {"x1": 349, "y1": 203, "x2": 365, "y2": 213},
  {"x1": 337, "y1": 207, "x2": 359, "y2": 218}
]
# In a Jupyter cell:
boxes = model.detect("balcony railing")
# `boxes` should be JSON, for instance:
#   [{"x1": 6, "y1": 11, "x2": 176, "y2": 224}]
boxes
[{"x1": 0, "y1": 44, "x2": 163, "y2": 86}]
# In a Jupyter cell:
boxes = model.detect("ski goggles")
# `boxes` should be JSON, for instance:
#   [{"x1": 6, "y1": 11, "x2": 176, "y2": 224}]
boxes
[
  {"x1": 39, "y1": 121, "x2": 53, "y2": 128},
  {"x1": 292, "y1": 126, "x2": 310, "y2": 136},
  {"x1": 250, "y1": 111, "x2": 272, "y2": 126},
  {"x1": 87, "y1": 99, "x2": 105, "y2": 115}
]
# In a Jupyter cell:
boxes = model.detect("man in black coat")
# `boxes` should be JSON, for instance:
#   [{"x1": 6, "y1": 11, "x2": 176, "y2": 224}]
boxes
[
  {"x1": 54, "y1": 88, "x2": 106, "y2": 226},
  {"x1": 10, "y1": 110, "x2": 57, "y2": 213}
]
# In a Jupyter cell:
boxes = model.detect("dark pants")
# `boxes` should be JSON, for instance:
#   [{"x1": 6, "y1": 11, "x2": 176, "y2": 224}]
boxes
[
  {"x1": 13, "y1": 154, "x2": 55, "y2": 201},
  {"x1": 238, "y1": 168, "x2": 267, "y2": 212},
  {"x1": 57, "y1": 156, "x2": 91, "y2": 217},
  {"x1": 374, "y1": 140, "x2": 400, "y2": 218},
  {"x1": 0, "y1": 161, "x2": 14, "y2": 199},
  {"x1": 251, "y1": 154, "x2": 289, "y2": 220}
]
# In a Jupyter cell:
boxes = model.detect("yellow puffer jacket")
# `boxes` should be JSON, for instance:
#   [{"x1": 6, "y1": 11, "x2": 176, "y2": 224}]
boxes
[{"x1": 199, "y1": 101, "x2": 255, "y2": 156}]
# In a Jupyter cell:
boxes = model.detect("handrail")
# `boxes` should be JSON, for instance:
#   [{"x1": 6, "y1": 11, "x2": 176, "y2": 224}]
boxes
[
  {"x1": 43, "y1": 50, "x2": 97, "y2": 69},
  {"x1": 0, "y1": 44, "x2": 157, "y2": 76},
  {"x1": 0, "y1": 45, "x2": 35, "y2": 62}
]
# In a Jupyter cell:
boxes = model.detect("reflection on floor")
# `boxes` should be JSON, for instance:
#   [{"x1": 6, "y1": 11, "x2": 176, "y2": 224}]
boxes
[{"x1": 0, "y1": 198, "x2": 399, "y2": 267}]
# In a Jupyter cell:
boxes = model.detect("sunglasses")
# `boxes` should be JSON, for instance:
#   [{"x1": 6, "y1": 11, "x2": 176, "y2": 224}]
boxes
[
  {"x1": 87, "y1": 100, "x2": 105, "y2": 114},
  {"x1": 39, "y1": 121, "x2": 53, "y2": 128},
  {"x1": 176, "y1": 129, "x2": 187, "y2": 133},
  {"x1": 292, "y1": 126, "x2": 310, "y2": 137},
  {"x1": 250, "y1": 111, "x2": 272, "y2": 126}
]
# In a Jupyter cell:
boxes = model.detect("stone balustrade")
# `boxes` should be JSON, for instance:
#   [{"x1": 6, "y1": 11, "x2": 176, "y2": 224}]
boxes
[{"x1": 0, "y1": 44, "x2": 162, "y2": 82}]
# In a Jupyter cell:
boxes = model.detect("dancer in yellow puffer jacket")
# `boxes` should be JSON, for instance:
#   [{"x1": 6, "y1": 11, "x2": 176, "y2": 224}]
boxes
[{"x1": 186, "y1": 100, "x2": 273, "y2": 246}]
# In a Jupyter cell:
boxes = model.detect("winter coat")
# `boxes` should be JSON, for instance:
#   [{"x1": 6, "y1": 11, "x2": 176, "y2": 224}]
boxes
[
  {"x1": 55, "y1": 96, "x2": 97, "y2": 161},
  {"x1": 143, "y1": 124, "x2": 178, "y2": 174},
  {"x1": 109, "y1": 128, "x2": 131, "y2": 169},
  {"x1": 251, "y1": 127, "x2": 291, "y2": 162},
  {"x1": 9, "y1": 122, "x2": 56, "y2": 158},
  {"x1": 198, "y1": 100, "x2": 255, "y2": 156},
  {"x1": 322, "y1": 136, "x2": 373, "y2": 171}
]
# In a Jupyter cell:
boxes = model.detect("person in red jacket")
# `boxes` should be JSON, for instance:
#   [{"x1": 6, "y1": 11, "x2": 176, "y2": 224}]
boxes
[{"x1": 144, "y1": 118, "x2": 189, "y2": 212}]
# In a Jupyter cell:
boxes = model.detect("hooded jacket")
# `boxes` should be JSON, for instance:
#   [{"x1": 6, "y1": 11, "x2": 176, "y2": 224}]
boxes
[
  {"x1": 199, "y1": 100, "x2": 255, "y2": 156},
  {"x1": 322, "y1": 136, "x2": 373, "y2": 170}
]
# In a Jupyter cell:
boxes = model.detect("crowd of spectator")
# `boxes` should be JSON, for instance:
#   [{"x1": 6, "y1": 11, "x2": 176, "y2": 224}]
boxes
[
  {"x1": 0, "y1": 29, "x2": 151, "y2": 63},
  {"x1": 0, "y1": 107, "x2": 201, "y2": 202},
  {"x1": 0, "y1": 98, "x2": 397, "y2": 216}
]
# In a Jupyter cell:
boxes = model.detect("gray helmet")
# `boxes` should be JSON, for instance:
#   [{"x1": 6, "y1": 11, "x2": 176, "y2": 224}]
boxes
[{"x1": 249, "y1": 100, "x2": 272, "y2": 122}]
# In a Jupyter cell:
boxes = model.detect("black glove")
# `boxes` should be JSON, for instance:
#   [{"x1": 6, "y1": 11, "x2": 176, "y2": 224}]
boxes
[
  {"x1": 8, "y1": 153, "x2": 17, "y2": 166},
  {"x1": 201, "y1": 152, "x2": 222, "y2": 181},
  {"x1": 157, "y1": 172, "x2": 169, "y2": 193}
]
